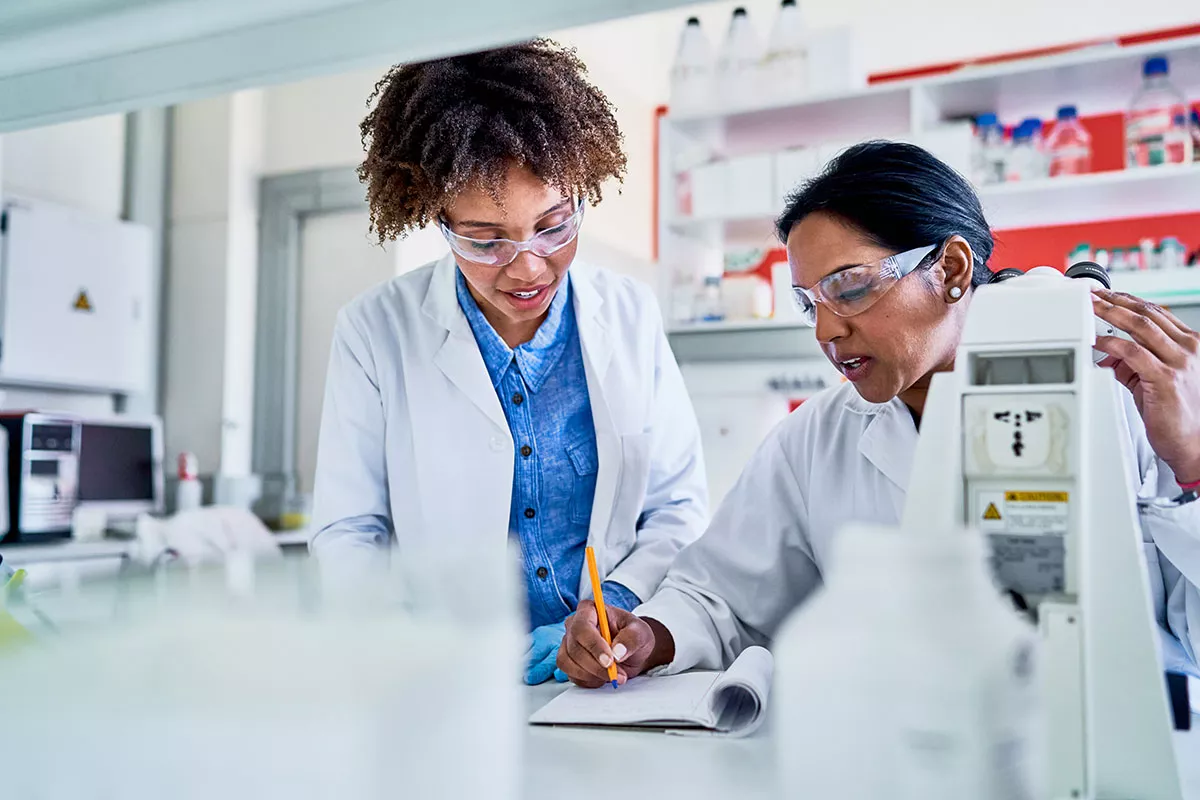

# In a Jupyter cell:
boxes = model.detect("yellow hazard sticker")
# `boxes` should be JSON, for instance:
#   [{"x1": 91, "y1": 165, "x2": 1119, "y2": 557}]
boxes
[
  {"x1": 978, "y1": 490, "x2": 1069, "y2": 536},
  {"x1": 73, "y1": 289, "x2": 93, "y2": 312},
  {"x1": 1005, "y1": 491, "x2": 1069, "y2": 503}
]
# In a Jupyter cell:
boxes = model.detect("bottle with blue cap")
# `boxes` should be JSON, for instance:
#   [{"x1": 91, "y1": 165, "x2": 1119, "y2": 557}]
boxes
[
  {"x1": 1045, "y1": 104, "x2": 1092, "y2": 177},
  {"x1": 1126, "y1": 55, "x2": 1193, "y2": 167},
  {"x1": 971, "y1": 112, "x2": 1007, "y2": 185},
  {"x1": 1190, "y1": 109, "x2": 1200, "y2": 164},
  {"x1": 1006, "y1": 119, "x2": 1047, "y2": 182}
]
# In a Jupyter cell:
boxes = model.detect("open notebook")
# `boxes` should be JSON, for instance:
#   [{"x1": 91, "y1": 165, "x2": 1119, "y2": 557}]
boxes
[{"x1": 528, "y1": 645, "x2": 773, "y2": 737}]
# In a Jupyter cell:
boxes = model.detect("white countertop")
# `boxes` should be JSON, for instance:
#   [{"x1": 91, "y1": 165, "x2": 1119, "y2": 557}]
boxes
[
  {"x1": 0, "y1": 530, "x2": 310, "y2": 567},
  {"x1": 522, "y1": 684, "x2": 1200, "y2": 800}
]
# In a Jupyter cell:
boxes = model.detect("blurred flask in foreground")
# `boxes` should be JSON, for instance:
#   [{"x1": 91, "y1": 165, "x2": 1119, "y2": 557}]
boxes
[{"x1": 0, "y1": 544, "x2": 524, "y2": 799}]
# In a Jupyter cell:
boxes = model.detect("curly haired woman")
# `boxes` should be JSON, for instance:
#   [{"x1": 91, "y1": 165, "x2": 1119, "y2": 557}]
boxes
[{"x1": 309, "y1": 40, "x2": 709, "y2": 684}]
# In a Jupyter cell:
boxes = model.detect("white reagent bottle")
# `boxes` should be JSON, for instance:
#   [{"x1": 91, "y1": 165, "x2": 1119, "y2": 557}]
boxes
[{"x1": 774, "y1": 524, "x2": 1041, "y2": 800}]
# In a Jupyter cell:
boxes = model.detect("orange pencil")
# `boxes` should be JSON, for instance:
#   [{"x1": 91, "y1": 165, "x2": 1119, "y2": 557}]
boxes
[{"x1": 584, "y1": 546, "x2": 619, "y2": 689}]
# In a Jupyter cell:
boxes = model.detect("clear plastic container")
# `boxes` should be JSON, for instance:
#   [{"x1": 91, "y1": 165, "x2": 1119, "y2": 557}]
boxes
[
  {"x1": 1126, "y1": 56, "x2": 1194, "y2": 167},
  {"x1": 669, "y1": 17, "x2": 715, "y2": 115},
  {"x1": 972, "y1": 113, "x2": 1007, "y2": 185},
  {"x1": 1065, "y1": 242, "x2": 1091, "y2": 271},
  {"x1": 1006, "y1": 121, "x2": 1046, "y2": 182},
  {"x1": 698, "y1": 274, "x2": 725, "y2": 322},
  {"x1": 1160, "y1": 237, "x2": 1188, "y2": 271},
  {"x1": 762, "y1": 0, "x2": 806, "y2": 104},
  {"x1": 1192, "y1": 110, "x2": 1200, "y2": 163},
  {"x1": 716, "y1": 7, "x2": 764, "y2": 110},
  {"x1": 1045, "y1": 105, "x2": 1092, "y2": 177},
  {"x1": 1022, "y1": 117, "x2": 1047, "y2": 179}
]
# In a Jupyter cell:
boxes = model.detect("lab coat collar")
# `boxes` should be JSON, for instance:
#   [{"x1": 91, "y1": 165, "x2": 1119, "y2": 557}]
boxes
[
  {"x1": 422, "y1": 254, "x2": 508, "y2": 432},
  {"x1": 844, "y1": 389, "x2": 918, "y2": 495}
]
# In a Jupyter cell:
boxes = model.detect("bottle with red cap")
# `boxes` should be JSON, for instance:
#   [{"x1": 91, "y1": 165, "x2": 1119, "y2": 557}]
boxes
[{"x1": 175, "y1": 452, "x2": 202, "y2": 513}]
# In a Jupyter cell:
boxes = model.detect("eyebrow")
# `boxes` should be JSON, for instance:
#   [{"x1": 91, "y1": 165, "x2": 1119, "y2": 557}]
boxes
[
  {"x1": 828, "y1": 262, "x2": 871, "y2": 276},
  {"x1": 793, "y1": 262, "x2": 870, "y2": 291},
  {"x1": 455, "y1": 199, "x2": 573, "y2": 230}
]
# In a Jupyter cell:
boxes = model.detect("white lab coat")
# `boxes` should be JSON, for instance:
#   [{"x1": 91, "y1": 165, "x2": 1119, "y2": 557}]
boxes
[
  {"x1": 309, "y1": 253, "x2": 709, "y2": 604},
  {"x1": 637, "y1": 380, "x2": 1200, "y2": 675}
]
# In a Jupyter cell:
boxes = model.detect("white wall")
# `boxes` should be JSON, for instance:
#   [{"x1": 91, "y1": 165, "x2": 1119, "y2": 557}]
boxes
[
  {"x1": 164, "y1": 90, "x2": 263, "y2": 476},
  {"x1": 1, "y1": 115, "x2": 126, "y2": 218},
  {"x1": 0, "y1": 114, "x2": 127, "y2": 414},
  {"x1": 262, "y1": 68, "x2": 382, "y2": 176}
]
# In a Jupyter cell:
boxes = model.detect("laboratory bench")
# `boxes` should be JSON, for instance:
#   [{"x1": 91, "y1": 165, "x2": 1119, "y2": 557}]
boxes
[
  {"x1": 522, "y1": 683, "x2": 1200, "y2": 800},
  {"x1": 0, "y1": 529, "x2": 311, "y2": 567}
]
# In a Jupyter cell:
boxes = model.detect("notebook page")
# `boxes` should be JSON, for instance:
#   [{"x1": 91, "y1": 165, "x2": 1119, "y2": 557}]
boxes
[
  {"x1": 706, "y1": 646, "x2": 774, "y2": 736},
  {"x1": 529, "y1": 670, "x2": 723, "y2": 728}
]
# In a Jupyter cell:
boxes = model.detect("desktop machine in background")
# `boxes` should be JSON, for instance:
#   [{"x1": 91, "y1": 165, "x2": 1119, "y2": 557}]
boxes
[{"x1": 0, "y1": 413, "x2": 163, "y2": 543}]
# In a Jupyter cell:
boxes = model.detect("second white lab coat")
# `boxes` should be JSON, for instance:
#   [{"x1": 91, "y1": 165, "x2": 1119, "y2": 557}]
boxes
[
  {"x1": 637, "y1": 380, "x2": 1200, "y2": 675},
  {"x1": 309, "y1": 254, "x2": 709, "y2": 605}
]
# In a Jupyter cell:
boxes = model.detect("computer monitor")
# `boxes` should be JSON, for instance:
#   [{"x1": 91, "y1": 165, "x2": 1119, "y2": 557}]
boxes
[{"x1": 76, "y1": 416, "x2": 164, "y2": 519}]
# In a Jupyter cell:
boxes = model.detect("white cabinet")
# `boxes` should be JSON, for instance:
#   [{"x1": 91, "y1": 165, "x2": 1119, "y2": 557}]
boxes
[{"x1": 0, "y1": 197, "x2": 152, "y2": 393}]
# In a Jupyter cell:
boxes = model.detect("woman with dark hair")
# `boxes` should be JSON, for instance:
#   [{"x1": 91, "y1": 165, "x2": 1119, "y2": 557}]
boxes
[
  {"x1": 309, "y1": 40, "x2": 708, "y2": 684},
  {"x1": 558, "y1": 140, "x2": 1200, "y2": 686}
]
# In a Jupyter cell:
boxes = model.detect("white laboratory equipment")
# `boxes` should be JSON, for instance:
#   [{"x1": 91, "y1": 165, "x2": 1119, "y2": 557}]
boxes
[
  {"x1": 902, "y1": 264, "x2": 1183, "y2": 799},
  {"x1": 0, "y1": 196, "x2": 153, "y2": 393},
  {"x1": 775, "y1": 525, "x2": 1040, "y2": 800}
]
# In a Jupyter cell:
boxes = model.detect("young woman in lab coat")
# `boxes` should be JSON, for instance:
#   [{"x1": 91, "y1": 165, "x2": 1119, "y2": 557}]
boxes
[
  {"x1": 309, "y1": 41, "x2": 708, "y2": 682},
  {"x1": 558, "y1": 141, "x2": 1200, "y2": 687}
]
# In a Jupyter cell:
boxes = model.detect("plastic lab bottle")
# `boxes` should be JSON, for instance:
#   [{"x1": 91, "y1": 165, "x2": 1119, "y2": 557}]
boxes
[{"x1": 774, "y1": 525, "x2": 1041, "y2": 800}]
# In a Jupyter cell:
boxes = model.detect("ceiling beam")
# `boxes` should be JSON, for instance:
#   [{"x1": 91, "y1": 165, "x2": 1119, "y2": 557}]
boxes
[{"x1": 0, "y1": 0, "x2": 701, "y2": 132}]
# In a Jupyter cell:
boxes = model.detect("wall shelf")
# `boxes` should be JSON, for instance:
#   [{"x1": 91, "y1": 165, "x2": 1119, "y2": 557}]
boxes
[
  {"x1": 979, "y1": 164, "x2": 1200, "y2": 229},
  {"x1": 1111, "y1": 268, "x2": 1200, "y2": 302},
  {"x1": 658, "y1": 31, "x2": 1200, "y2": 350},
  {"x1": 667, "y1": 322, "x2": 821, "y2": 363},
  {"x1": 667, "y1": 164, "x2": 1200, "y2": 235}
]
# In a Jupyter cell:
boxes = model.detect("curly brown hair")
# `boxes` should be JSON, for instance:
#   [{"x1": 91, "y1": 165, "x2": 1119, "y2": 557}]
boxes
[{"x1": 357, "y1": 39, "x2": 627, "y2": 242}]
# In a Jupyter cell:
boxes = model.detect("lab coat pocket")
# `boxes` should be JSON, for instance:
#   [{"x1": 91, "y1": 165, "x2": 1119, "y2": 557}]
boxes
[{"x1": 567, "y1": 436, "x2": 600, "y2": 526}]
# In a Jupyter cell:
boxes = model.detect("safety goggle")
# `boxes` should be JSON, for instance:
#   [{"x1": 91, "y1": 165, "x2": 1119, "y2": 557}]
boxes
[
  {"x1": 791, "y1": 243, "x2": 942, "y2": 327},
  {"x1": 439, "y1": 200, "x2": 585, "y2": 267}
]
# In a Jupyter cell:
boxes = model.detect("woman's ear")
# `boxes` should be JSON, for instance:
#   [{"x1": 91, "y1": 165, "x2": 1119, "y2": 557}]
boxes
[{"x1": 941, "y1": 236, "x2": 974, "y2": 303}]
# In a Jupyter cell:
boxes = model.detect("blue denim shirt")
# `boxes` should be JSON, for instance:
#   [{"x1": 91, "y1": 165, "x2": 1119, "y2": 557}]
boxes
[{"x1": 456, "y1": 271, "x2": 641, "y2": 629}]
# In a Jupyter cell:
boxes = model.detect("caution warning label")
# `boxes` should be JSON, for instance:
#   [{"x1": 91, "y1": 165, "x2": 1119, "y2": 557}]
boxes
[
  {"x1": 979, "y1": 489, "x2": 1071, "y2": 595},
  {"x1": 73, "y1": 289, "x2": 93, "y2": 312},
  {"x1": 978, "y1": 490, "x2": 1069, "y2": 536},
  {"x1": 1005, "y1": 491, "x2": 1069, "y2": 504}
]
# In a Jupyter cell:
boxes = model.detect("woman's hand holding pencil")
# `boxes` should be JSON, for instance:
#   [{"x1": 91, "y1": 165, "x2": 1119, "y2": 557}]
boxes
[{"x1": 556, "y1": 547, "x2": 676, "y2": 689}]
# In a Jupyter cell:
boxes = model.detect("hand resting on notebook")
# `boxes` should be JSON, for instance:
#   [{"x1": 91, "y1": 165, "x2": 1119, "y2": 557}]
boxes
[{"x1": 558, "y1": 600, "x2": 678, "y2": 688}]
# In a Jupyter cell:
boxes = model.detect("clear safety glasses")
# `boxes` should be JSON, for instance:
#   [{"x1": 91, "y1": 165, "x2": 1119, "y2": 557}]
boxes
[
  {"x1": 791, "y1": 243, "x2": 943, "y2": 327},
  {"x1": 439, "y1": 200, "x2": 585, "y2": 267}
]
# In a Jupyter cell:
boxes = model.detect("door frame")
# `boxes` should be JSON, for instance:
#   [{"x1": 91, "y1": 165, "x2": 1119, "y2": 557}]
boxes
[{"x1": 254, "y1": 167, "x2": 364, "y2": 510}]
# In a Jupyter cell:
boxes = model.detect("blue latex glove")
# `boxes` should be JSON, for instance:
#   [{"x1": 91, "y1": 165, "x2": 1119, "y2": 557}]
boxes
[{"x1": 525, "y1": 622, "x2": 569, "y2": 685}]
